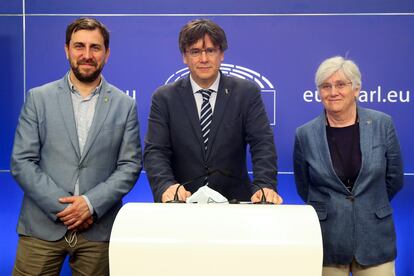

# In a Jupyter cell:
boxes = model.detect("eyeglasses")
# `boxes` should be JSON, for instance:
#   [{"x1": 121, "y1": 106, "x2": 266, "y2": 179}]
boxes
[
  {"x1": 318, "y1": 81, "x2": 352, "y2": 92},
  {"x1": 186, "y1": 47, "x2": 220, "y2": 57}
]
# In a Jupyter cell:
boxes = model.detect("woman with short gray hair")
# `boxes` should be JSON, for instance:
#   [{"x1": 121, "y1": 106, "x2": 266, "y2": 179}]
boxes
[{"x1": 294, "y1": 56, "x2": 403, "y2": 276}]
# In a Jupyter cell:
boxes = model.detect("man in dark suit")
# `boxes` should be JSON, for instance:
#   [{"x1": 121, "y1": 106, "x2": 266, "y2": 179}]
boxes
[
  {"x1": 144, "y1": 19, "x2": 282, "y2": 204},
  {"x1": 11, "y1": 18, "x2": 142, "y2": 275}
]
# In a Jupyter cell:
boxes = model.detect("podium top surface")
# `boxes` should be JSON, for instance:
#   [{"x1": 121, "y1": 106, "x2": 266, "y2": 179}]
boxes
[{"x1": 109, "y1": 203, "x2": 323, "y2": 276}]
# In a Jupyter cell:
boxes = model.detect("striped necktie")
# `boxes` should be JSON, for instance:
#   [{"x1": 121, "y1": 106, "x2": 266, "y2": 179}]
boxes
[{"x1": 199, "y1": 89, "x2": 213, "y2": 152}]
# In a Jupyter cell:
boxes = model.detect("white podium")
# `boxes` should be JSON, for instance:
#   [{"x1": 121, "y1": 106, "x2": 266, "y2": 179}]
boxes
[{"x1": 109, "y1": 203, "x2": 322, "y2": 276}]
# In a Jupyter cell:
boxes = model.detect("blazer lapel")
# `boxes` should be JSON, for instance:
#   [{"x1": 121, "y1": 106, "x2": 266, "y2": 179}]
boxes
[
  {"x1": 313, "y1": 113, "x2": 333, "y2": 174},
  {"x1": 177, "y1": 79, "x2": 205, "y2": 155},
  {"x1": 206, "y1": 75, "x2": 232, "y2": 159},
  {"x1": 313, "y1": 112, "x2": 350, "y2": 192},
  {"x1": 57, "y1": 77, "x2": 81, "y2": 159},
  {"x1": 79, "y1": 80, "x2": 111, "y2": 164},
  {"x1": 353, "y1": 107, "x2": 372, "y2": 194}
]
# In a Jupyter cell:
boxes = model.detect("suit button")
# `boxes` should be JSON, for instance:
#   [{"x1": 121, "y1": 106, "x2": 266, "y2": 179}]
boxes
[
  {"x1": 79, "y1": 165, "x2": 86, "y2": 169},
  {"x1": 346, "y1": 195, "x2": 354, "y2": 202}
]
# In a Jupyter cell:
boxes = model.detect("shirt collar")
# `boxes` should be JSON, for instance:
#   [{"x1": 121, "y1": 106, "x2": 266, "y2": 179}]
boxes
[
  {"x1": 67, "y1": 71, "x2": 103, "y2": 96},
  {"x1": 190, "y1": 73, "x2": 220, "y2": 94}
]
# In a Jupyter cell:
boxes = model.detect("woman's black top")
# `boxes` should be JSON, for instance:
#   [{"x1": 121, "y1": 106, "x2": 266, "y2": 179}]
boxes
[{"x1": 326, "y1": 122, "x2": 362, "y2": 191}]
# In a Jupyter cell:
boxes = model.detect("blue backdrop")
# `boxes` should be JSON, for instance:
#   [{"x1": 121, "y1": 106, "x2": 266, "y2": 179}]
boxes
[{"x1": 1, "y1": 1, "x2": 413, "y2": 275}]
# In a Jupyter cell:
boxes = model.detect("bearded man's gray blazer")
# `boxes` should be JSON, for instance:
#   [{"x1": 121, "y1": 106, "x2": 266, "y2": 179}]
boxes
[{"x1": 11, "y1": 74, "x2": 142, "y2": 241}]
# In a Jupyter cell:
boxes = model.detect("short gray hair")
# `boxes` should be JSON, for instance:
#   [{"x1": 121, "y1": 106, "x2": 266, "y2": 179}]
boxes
[{"x1": 315, "y1": 56, "x2": 362, "y2": 90}]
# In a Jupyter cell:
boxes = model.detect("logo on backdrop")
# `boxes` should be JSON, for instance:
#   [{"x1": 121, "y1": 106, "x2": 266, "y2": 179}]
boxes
[
  {"x1": 303, "y1": 86, "x2": 411, "y2": 104},
  {"x1": 165, "y1": 63, "x2": 277, "y2": 125}
]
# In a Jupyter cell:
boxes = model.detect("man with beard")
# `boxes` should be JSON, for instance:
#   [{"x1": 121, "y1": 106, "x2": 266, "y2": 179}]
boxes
[{"x1": 10, "y1": 18, "x2": 142, "y2": 275}]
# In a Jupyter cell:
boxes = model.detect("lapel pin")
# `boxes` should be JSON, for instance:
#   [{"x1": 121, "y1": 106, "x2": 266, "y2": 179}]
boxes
[
  {"x1": 104, "y1": 96, "x2": 109, "y2": 103},
  {"x1": 367, "y1": 120, "x2": 371, "y2": 124},
  {"x1": 225, "y1": 88, "x2": 229, "y2": 95}
]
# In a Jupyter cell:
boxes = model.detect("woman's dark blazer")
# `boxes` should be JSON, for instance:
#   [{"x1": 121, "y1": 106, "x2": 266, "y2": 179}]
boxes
[{"x1": 294, "y1": 107, "x2": 403, "y2": 266}]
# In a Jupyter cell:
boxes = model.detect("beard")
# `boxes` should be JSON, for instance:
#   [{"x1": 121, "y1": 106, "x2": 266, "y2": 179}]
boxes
[{"x1": 70, "y1": 58, "x2": 104, "y2": 83}]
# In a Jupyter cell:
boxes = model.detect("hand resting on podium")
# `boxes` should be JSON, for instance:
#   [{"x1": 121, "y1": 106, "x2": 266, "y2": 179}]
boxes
[{"x1": 251, "y1": 188, "x2": 283, "y2": 204}]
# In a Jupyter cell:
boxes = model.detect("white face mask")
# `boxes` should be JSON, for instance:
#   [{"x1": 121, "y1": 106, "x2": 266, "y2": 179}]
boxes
[{"x1": 186, "y1": 186, "x2": 228, "y2": 204}]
